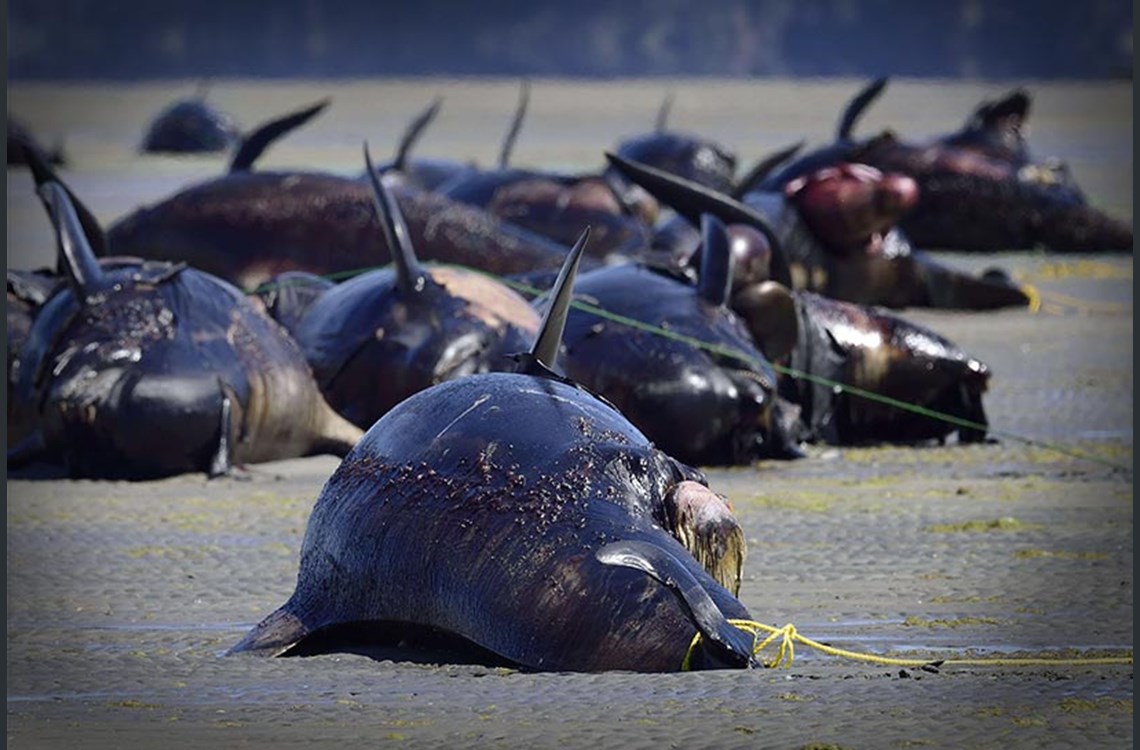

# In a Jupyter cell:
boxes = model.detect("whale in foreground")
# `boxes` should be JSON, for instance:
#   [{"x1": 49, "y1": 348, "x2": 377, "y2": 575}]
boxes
[{"x1": 229, "y1": 227, "x2": 764, "y2": 672}]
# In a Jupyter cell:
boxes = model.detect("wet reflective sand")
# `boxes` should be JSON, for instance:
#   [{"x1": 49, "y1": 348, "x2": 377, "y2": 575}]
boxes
[{"x1": 6, "y1": 78, "x2": 1133, "y2": 749}]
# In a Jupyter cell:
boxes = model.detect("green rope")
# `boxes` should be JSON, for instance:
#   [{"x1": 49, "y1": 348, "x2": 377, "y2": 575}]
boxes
[
  {"x1": 775, "y1": 363, "x2": 1129, "y2": 471},
  {"x1": 247, "y1": 264, "x2": 1132, "y2": 472}
]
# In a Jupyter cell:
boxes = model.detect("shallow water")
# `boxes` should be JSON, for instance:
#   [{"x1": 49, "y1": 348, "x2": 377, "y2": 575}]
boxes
[{"x1": 5, "y1": 78, "x2": 1134, "y2": 749}]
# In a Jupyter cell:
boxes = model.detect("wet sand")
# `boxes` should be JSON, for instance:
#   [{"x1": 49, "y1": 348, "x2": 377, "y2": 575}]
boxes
[{"x1": 5, "y1": 78, "x2": 1134, "y2": 749}]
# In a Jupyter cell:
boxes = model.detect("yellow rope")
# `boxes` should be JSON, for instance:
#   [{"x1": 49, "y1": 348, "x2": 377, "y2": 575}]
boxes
[
  {"x1": 1020, "y1": 283, "x2": 1041, "y2": 313},
  {"x1": 1033, "y1": 259, "x2": 1133, "y2": 281},
  {"x1": 1017, "y1": 262, "x2": 1133, "y2": 316},
  {"x1": 1032, "y1": 288, "x2": 1132, "y2": 316},
  {"x1": 682, "y1": 619, "x2": 1134, "y2": 671}
]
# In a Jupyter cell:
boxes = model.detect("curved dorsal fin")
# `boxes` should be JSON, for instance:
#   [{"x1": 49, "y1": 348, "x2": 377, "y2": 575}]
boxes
[
  {"x1": 655, "y1": 91, "x2": 674, "y2": 133},
  {"x1": 697, "y1": 214, "x2": 733, "y2": 306},
  {"x1": 497, "y1": 79, "x2": 531, "y2": 169},
  {"x1": 731, "y1": 140, "x2": 805, "y2": 199},
  {"x1": 525, "y1": 226, "x2": 591, "y2": 374},
  {"x1": 604, "y1": 152, "x2": 791, "y2": 287},
  {"x1": 970, "y1": 88, "x2": 1031, "y2": 130},
  {"x1": 595, "y1": 540, "x2": 758, "y2": 668},
  {"x1": 837, "y1": 76, "x2": 888, "y2": 141},
  {"x1": 229, "y1": 98, "x2": 332, "y2": 173},
  {"x1": 22, "y1": 143, "x2": 109, "y2": 260},
  {"x1": 37, "y1": 181, "x2": 107, "y2": 302},
  {"x1": 392, "y1": 96, "x2": 443, "y2": 173},
  {"x1": 363, "y1": 142, "x2": 427, "y2": 294}
]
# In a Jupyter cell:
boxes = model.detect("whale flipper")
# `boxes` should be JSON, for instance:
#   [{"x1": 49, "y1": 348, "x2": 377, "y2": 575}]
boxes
[{"x1": 596, "y1": 540, "x2": 758, "y2": 668}]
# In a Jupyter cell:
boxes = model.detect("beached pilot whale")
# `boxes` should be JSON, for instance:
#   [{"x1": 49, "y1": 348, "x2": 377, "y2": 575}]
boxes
[
  {"x1": 105, "y1": 95, "x2": 588, "y2": 293},
  {"x1": 607, "y1": 152, "x2": 1031, "y2": 311},
  {"x1": 552, "y1": 214, "x2": 802, "y2": 466},
  {"x1": 292, "y1": 145, "x2": 541, "y2": 429},
  {"x1": 228, "y1": 227, "x2": 767, "y2": 672},
  {"x1": 750, "y1": 78, "x2": 1132, "y2": 253},
  {"x1": 607, "y1": 92, "x2": 738, "y2": 195},
  {"x1": 7, "y1": 152, "x2": 362, "y2": 480},
  {"x1": 140, "y1": 82, "x2": 241, "y2": 154},
  {"x1": 433, "y1": 81, "x2": 659, "y2": 264},
  {"x1": 781, "y1": 291, "x2": 992, "y2": 446},
  {"x1": 600, "y1": 154, "x2": 997, "y2": 447}
]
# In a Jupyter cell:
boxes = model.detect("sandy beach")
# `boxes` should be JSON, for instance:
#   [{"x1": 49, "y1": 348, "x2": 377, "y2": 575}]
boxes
[{"x1": 6, "y1": 78, "x2": 1133, "y2": 749}]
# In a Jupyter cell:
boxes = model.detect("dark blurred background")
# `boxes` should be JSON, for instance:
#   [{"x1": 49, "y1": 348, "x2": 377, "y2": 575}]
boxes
[{"x1": 7, "y1": 0, "x2": 1134, "y2": 80}]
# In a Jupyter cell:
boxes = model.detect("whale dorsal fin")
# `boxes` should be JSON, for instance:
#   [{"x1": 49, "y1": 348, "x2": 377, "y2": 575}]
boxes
[
  {"x1": 969, "y1": 88, "x2": 1030, "y2": 132},
  {"x1": 229, "y1": 98, "x2": 331, "y2": 173},
  {"x1": 697, "y1": 214, "x2": 733, "y2": 306},
  {"x1": 604, "y1": 152, "x2": 791, "y2": 287},
  {"x1": 516, "y1": 226, "x2": 591, "y2": 377},
  {"x1": 22, "y1": 141, "x2": 108, "y2": 259},
  {"x1": 731, "y1": 140, "x2": 805, "y2": 199},
  {"x1": 596, "y1": 540, "x2": 757, "y2": 668},
  {"x1": 393, "y1": 96, "x2": 444, "y2": 173},
  {"x1": 837, "y1": 76, "x2": 888, "y2": 141},
  {"x1": 37, "y1": 181, "x2": 107, "y2": 302},
  {"x1": 655, "y1": 91, "x2": 674, "y2": 133},
  {"x1": 497, "y1": 79, "x2": 531, "y2": 169},
  {"x1": 363, "y1": 142, "x2": 427, "y2": 294}
]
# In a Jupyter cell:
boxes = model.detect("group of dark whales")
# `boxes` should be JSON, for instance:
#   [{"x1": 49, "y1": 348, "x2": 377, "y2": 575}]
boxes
[{"x1": 7, "y1": 79, "x2": 1132, "y2": 672}]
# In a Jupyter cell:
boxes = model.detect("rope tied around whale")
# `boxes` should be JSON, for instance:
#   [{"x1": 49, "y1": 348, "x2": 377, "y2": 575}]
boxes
[
  {"x1": 248, "y1": 264, "x2": 1131, "y2": 472},
  {"x1": 681, "y1": 619, "x2": 1134, "y2": 672}
]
